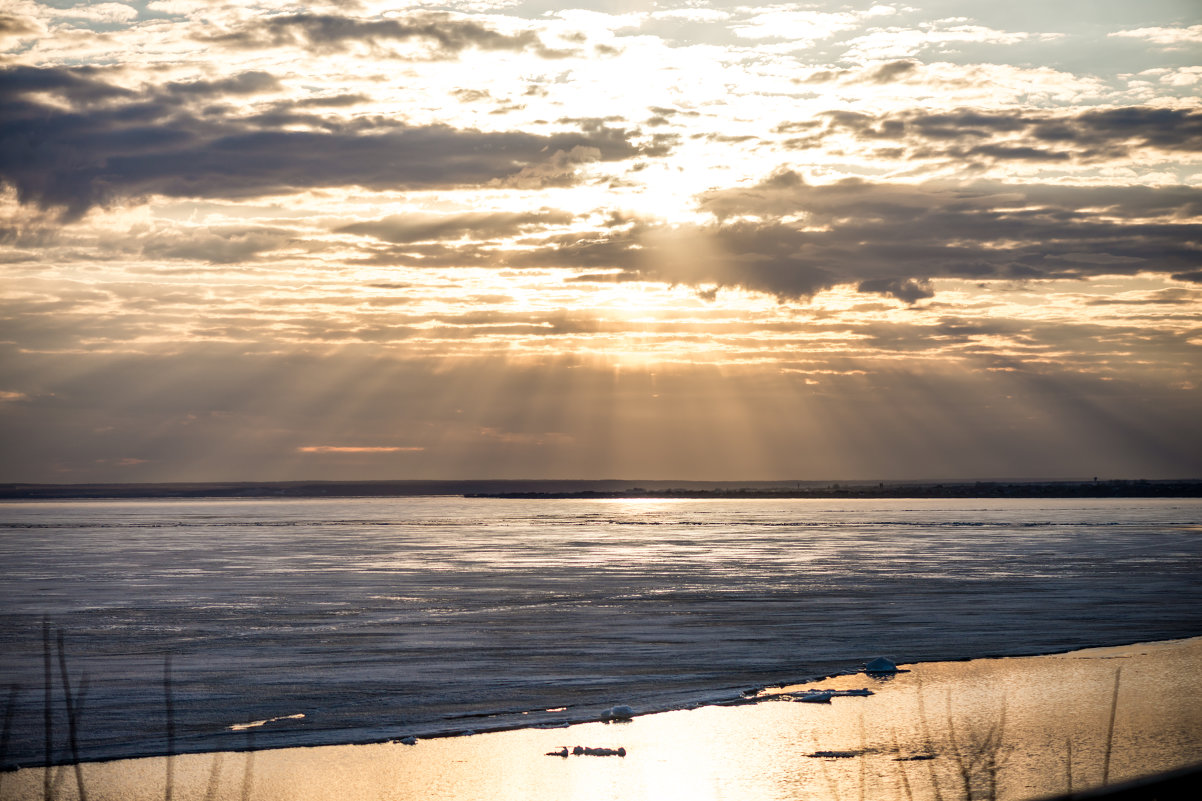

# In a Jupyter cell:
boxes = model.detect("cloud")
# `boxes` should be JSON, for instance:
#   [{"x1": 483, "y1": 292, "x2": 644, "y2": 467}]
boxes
[
  {"x1": 337, "y1": 210, "x2": 574, "y2": 244},
  {"x1": 512, "y1": 171, "x2": 1202, "y2": 303},
  {"x1": 0, "y1": 12, "x2": 42, "y2": 40},
  {"x1": 297, "y1": 446, "x2": 424, "y2": 453},
  {"x1": 162, "y1": 71, "x2": 281, "y2": 98},
  {"x1": 782, "y1": 106, "x2": 1202, "y2": 162},
  {"x1": 209, "y1": 11, "x2": 570, "y2": 59},
  {"x1": 731, "y1": 8, "x2": 861, "y2": 42},
  {"x1": 796, "y1": 59, "x2": 921, "y2": 86},
  {"x1": 291, "y1": 93, "x2": 370, "y2": 108},
  {"x1": 50, "y1": 3, "x2": 138, "y2": 24},
  {"x1": 867, "y1": 59, "x2": 918, "y2": 84},
  {"x1": 1111, "y1": 25, "x2": 1202, "y2": 48},
  {"x1": 856, "y1": 278, "x2": 934, "y2": 304},
  {"x1": 0, "y1": 67, "x2": 644, "y2": 219},
  {"x1": 140, "y1": 225, "x2": 294, "y2": 263},
  {"x1": 840, "y1": 21, "x2": 1039, "y2": 60},
  {"x1": 0, "y1": 65, "x2": 132, "y2": 104}
]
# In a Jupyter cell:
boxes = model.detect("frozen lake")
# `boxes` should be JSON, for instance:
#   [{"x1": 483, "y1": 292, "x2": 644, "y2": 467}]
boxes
[{"x1": 2, "y1": 496, "x2": 1201, "y2": 767}]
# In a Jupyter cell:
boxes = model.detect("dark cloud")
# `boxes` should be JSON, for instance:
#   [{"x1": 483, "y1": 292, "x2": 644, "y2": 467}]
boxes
[
  {"x1": 868, "y1": 60, "x2": 918, "y2": 83},
  {"x1": 337, "y1": 211, "x2": 574, "y2": 244},
  {"x1": 209, "y1": 12, "x2": 571, "y2": 59},
  {"x1": 799, "y1": 60, "x2": 921, "y2": 86},
  {"x1": 0, "y1": 65, "x2": 131, "y2": 104},
  {"x1": 140, "y1": 226, "x2": 295, "y2": 263},
  {"x1": 162, "y1": 71, "x2": 281, "y2": 98},
  {"x1": 799, "y1": 69, "x2": 848, "y2": 84},
  {"x1": 292, "y1": 93, "x2": 370, "y2": 108},
  {"x1": 0, "y1": 67, "x2": 644, "y2": 220},
  {"x1": 566, "y1": 270, "x2": 643, "y2": 283},
  {"x1": 509, "y1": 172, "x2": 1201, "y2": 302},
  {"x1": 1085, "y1": 288, "x2": 1197, "y2": 306},
  {"x1": 452, "y1": 88, "x2": 492, "y2": 103},
  {"x1": 0, "y1": 13, "x2": 39, "y2": 37},
  {"x1": 691, "y1": 174, "x2": 1200, "y2": 296},
  {"x1": 782, "y1": 106, "x2": 1202, "y2": 162},
  {"x1": 856, "y1": 278, "x2": 935, "y2": 303},
  {"x1": 964, "y1": 143, "x2": 1070, "y2": 161}
]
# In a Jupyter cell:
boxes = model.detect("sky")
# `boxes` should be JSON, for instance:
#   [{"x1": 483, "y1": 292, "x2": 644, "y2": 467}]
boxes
[{"x1": 1, "y1": 0, "x2": 1200, "y2": 483}]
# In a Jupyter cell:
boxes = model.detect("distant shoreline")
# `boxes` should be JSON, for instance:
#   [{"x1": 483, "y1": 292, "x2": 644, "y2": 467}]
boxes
[
  {"x1": 469, "y1": 480, "x2": 1202, "y2": 499},
  {"x1": 1, "y1": 478, "x2": 1200, "y2": 500}
]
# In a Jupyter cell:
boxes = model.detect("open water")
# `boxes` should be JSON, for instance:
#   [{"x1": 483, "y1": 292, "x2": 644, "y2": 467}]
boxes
[{"x1": 1, "y1": 496, "x2": 1201, "y2": 768}]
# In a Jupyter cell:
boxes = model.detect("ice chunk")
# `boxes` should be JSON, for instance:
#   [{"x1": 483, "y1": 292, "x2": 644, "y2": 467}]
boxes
[{"x1": 600, "y1": 705, "x2": 635, "y2": 721}]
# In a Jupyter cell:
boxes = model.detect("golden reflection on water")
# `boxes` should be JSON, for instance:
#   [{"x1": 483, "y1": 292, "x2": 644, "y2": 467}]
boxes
[{"x1": 8, "y1": 638, "x2": 1201, "y2": 801}]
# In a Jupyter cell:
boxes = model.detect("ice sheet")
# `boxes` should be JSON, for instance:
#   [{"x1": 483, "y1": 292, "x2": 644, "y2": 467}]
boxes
[{"x1": 2, "y1": 497, "x2": 1201, "y2": 767}]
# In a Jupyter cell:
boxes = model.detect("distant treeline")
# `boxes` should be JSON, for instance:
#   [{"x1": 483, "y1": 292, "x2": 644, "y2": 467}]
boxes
[
  {"x1": 3, "y1": 478, "x2": 1199, "y2": 500},
  {"x1": 470, "y1": 480, "x2": 1202, "y2": 500}
]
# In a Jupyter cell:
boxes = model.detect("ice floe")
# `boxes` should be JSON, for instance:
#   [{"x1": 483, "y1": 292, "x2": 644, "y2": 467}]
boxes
[
  {"x1": 227, "y1": 713, "x2": 305, "y2": 731},
  {"x1": 782, "y1": 688, "x2": 874, "y2": 703}
]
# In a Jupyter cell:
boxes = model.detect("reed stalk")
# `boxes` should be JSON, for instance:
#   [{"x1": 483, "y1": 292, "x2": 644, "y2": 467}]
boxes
[
  {"x1": 913, "y1": 675, "x2": 943, "y2": 801},
  {"x1": 1101, "y1": 667, "x2": 1121, "y2": 785},
  {"x1": 858, "y1": 710, "x2": 866, "y2": 801},
  {"x1": 203, "y1": 752, "x2": 225, "y2": 801},
  {"x1": 890, "y1": 727, "x2": 915, "y2": 801},
  {"x1": 812, "y1": 730, "x2": 841, "y2": 801},
  {"x1": 1065, "y1": 738, "x2": 1073, "y2": 792},
  {"x1": 240, "y1": 729, "x2": 256, "y2": 801},
  {"x1": 165, "y1": 655, "x2": 175, "y2": 801},
  {"x1": 55, "y1": 631, "x2": 89, "y2": 801},
  {"x1": 945, "y1": 693, "x2": 973, "y2": 799},
  {"x1": 42, "y1": 620, "x2": 52, "y2": 801},
  {"x1": 1, "y1": 684, "x2": 19, "y2": 797},
  {"x1": 985, "y1": 697, "x2": 1006, "y2": 801}
]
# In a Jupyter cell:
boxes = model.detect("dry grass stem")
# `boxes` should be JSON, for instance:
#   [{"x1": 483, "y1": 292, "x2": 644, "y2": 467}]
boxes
[
  {"x1": 858, "y1": 710, "x2": 867, "y2": 801},
  {"x1": 812, "y1": 730, "x2": 842, "y2": 801},
  {"x1": 890, "y1": 727, "x2": 915, "y2": 801},
  {"x1": 945, "y1": 693, "x2": 974, "y2": 799},
  {"x1": 240, "y1": 729, "x2": 256, "y2": 801},
  {"x1": 1101, "y1": 667, "x2": 1121, "y2": 786},
  {"x1": 914, "y1": 676, "x2": 944, "y2": 801},
  {"x1": 203, "y1": 752, "x2": 226, "y2": 801},
  {"x1": 42, "y1": 620, "x2": 52, "y2": 801},
  {"x1": 56, "y1": 632, "x2": 89, "y2": 801},
  {"x1": 1065, "y1": 737, "x2": 1073, "y2": 793},
  {"x1": 1, "y1": 684, "x2": 19, "y2": 797},
  {"x1": 165, "y1": 655, "x2": 175, "y2": 801}
]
